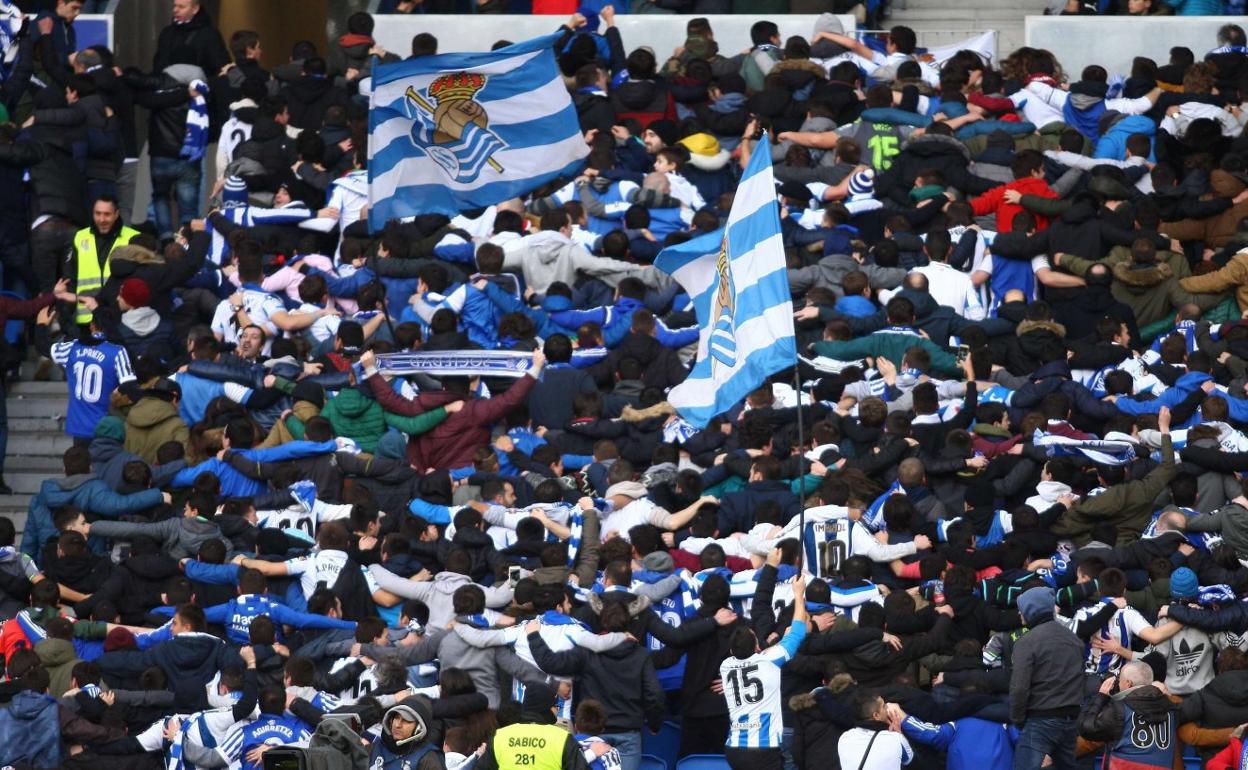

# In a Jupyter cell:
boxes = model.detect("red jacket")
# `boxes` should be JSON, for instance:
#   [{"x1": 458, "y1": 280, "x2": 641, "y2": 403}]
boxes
[
  {"x1": 366, "y1": 372, "x2": 535, "y2": 471},
  {"x1": 971, "y1": 176, "x2": 1059, "y2": 233},
  {"x1": 1207, "y1": 735, "x2": 1243, "y2": 770}
]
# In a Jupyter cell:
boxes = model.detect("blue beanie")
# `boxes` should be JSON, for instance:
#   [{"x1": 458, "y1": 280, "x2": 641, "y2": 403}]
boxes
[
  {"x1": 222, "y1": 175, "x2": 248, "y2": 208},
  {"x1": 1170, "y1": 567, "x2": 1199, "y2": 600},
  {"x1": 1017, "y1": 586, "x2": 1055, "y2": 625},
  {"x1": 577, "y1": 6, "x2": 599, "y2": 32}
]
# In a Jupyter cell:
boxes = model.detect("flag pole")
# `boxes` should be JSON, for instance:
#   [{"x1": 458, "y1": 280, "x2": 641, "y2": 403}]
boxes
[{"x1": 794, "y1": 364, "x2": 806, "y2": 574}]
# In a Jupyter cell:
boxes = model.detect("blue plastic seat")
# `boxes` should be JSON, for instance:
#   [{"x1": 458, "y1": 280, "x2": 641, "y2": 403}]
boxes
[
  {"x1": 642, "y1": 720, "x2": 681, "y2": 770},
  {"x1": 639, "y1": 755, "x2": 667, "y2": 770},
  {"x1": 675, "y1": 755, "x2": 730, "y2": 770}
]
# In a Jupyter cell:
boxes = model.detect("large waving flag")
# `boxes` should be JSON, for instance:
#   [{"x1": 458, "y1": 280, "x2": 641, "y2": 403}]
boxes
[
  {"x1": 654, "y1": 139, "x2": 796, "y2": 427},
  {"x1": 368, "y1": 34, "x2": 589, "y2": 227}
]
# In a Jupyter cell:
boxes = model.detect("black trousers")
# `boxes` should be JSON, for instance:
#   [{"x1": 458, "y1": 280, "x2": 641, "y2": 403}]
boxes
[
  {"x1": 680, "y1": 714, "x2": 730, "y2": 757},
  {"x1": 30, "y1": 217, "x2": 75, "y2": 294},
  {"x1": 724, "y1": 747, "x2": 784, "y2": 770}
]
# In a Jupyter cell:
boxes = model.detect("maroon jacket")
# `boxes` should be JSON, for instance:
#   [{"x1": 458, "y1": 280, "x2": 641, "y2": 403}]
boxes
[
  {"x1": 365, "y1": 371, "x2": 536, "y2": 470},
  {"x1": 0, "y1": 292, "x2": 55, "y2": 328}
]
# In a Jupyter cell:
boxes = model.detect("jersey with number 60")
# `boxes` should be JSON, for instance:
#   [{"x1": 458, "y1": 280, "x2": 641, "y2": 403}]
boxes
[{"x1": 719, "y1": 620, "x2": 807, "y2": 749}]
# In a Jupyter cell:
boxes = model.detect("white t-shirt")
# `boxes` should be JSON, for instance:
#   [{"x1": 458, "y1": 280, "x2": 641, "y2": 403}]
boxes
[
  {"x1": 284, "y1": 549, "x2": 380, "y2": 599},
  {"x1": 257, "y1": 500, "x2": 352, "y2": 541},
  {"x1": 912, "y1": 262, "x2": 984, "y2": 321},
  {"x1": 839, "y1": 727, "x2": 913, "y2": 770},
  {"x1": 1065, "y1": 602, "x2": 1150, "y2": 674}
]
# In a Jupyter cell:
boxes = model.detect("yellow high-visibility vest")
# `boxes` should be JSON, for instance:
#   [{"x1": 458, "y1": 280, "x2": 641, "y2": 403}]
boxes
[
  {"x1": 490, "y1": 723, "x2": 570, "y2": 770},
  {"x1": 73, "y1": 225, "x2": 138, "y2": 324}
]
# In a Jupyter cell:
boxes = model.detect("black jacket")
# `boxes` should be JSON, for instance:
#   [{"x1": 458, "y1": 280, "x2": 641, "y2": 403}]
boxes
[
  {"x1": 152, "y1": 7, "x2": 230, "y2": 83},
  {"x1": 573, "y1": 90, "x2": 616, "y2": 134},
  {"x1": 789, "y1": 679, "x2": 857, "y2": 770},
  {"x1": 993, "y1": 197, "x2": 1166, "y2": 262},
  {"x1": 284, "y1": 75, "x2": 350, "y2": 132},
  {"x1": 0, "y1": 137, "x2": 38, "y2": 244},
  {"x1": 528, "y1": 631, "x2": 665, "y2": 732},
  {"x1": 98, "y1": 632, "x2": 243, "y2": 711},
  {"x1": 128, "y1": 70, "x2": 191, "y2": 160},
  {"x1": 1078, "y1": 685, "x2": 1175, "y2": 747},
  {"x1": 717, "y1": 480, "x2": 800, "y2": 536},
  {"x1": 88, "y1": 64, "x2": 139, "y2": 158},
  {"x1": 590, "y1": 332, "x2": 688, "y2": 391},
  {"x1": 1178, "y1": 668, "x2": 1248, "y2": 727},
  {"x1": 1008, "y1": 614, "x2": 1086, "y2": 725},
  {"x1": 876, "y1": 134, "x2": 998, "y2": 205},
  {"x1": 573, "y1": 589, "x2": 717, "y2": 649},
  {"x1": 12, "y1": 131, "x2": 85, "y2": 224},
  {"x1": 529, "y1": 366, "x2": 598, "y2": 432}
]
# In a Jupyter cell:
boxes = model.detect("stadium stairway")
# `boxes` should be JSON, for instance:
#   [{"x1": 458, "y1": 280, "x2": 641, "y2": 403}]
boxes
[
  {"x1": 2, "y1": 380, "x2": 72, "y2": 543},
  {"x1": 891, "y1": 0, "x2": 1037, "y2": 60}
]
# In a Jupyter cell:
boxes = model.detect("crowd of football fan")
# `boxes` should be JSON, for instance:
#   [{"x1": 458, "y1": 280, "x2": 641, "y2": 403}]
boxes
[{"x1": 10, "y1": 2, "x2": 1248, "y2": 770}]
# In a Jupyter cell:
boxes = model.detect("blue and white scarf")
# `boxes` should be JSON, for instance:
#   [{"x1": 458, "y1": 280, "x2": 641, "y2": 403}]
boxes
[
  {"x1": 1199, "y1": 585, "x2": 1237, "y2": 606},
  {"x1": 0, "y1": 1, "x2": 22, "y2": 83},
  {"x1": 566, "y1": 508, "x2": 583, "y2": 569},
  {"x1": 179, "y1": 80, "x2": 209, "y2": 162},
  {"x1": 1033, "y1": 429, "x2": 1136, "y2": 466},
  {"x1": 377, "y1": 350, "x2": 533, "y2": 378},
  {"x1": 864, "y1": 480, "x2": 904, "y2": 532}
]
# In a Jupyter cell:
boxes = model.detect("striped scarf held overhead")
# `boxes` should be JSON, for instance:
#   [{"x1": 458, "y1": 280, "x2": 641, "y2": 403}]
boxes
[
  {"x1": 565, "y1": 508, "x2": 583, "y2": 569},
  {"x1": 180, "y1": 80, "x2": 209, "y2": 162}
]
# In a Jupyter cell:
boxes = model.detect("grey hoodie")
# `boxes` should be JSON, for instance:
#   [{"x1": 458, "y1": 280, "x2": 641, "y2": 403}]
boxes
[
  {"x1": 90, "y1": 515, "x2": 228, "y2": 560},
  {"x1": 501, "y1": 230, "x2": 642, "y2": 294},
  {"x1": 787, "y1": 253, "x2": 906, "y2": 299},
  {"x1": 366, "y1": 567, "x2": 513, "y2": 628}
]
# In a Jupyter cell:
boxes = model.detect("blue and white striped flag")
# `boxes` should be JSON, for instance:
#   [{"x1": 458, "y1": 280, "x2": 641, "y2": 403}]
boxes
[
  {"x1": 368, "y1": 34, "x2": 589, "y2": 226},
  {"x1": 654, "y1": 135, "x2": 796, "y2": 428}
]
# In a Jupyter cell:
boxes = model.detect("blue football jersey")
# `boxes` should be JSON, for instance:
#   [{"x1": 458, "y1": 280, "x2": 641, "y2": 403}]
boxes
[{"x1": 51, "y1": 337, "x2": 135, "y2": 438}]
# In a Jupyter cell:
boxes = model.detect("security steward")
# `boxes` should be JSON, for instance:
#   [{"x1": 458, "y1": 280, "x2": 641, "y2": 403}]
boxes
[
  {"x1": 66, "y1": 195, "x2": 138, "y2": 325},
  {"x1": 478, "y1": 684, "x2": 591, "y2": 770}
]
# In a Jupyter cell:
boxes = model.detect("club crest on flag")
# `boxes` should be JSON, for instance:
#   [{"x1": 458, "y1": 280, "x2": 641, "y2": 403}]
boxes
[
  {"x1": 369, "y1": 34, "x2": 589, "y2": 224},
  {"x1": 709, "y1": 238, "x2": 738, "y2": 374},
  {"x1": 404, "y1": 72, "x2": 507, "y2": 184}
]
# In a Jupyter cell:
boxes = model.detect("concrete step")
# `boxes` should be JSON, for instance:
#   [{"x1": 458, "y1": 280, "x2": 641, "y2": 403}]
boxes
[
  {"x1": 7, "y1": 381, "x2": 70, "y2": 397},
  {"x1": 6, "y1": 398, "x2": 67, "y2": 419},
  {"x1": 3, "y1": 433, "x2": 73, "y2": 456},
  {"x1": 5, "y1": 456, "x2": 64, "y2": 472},
  {"x1": 17, "y1": 361, "x2": 64, "y2": 382},
  {"x1": 8, "y1": 473, "x2": 53, "y2": 495},
  {"x1": 7, "y1": 417, "x2": 67, "y2": 432}
]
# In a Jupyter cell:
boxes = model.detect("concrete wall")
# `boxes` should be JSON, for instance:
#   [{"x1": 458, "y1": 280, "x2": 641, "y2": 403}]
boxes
[
  {"x1": 1025, "y1": 15, "x2": 1231, "y2": 78},
  {"x1": 368, "y1": 13, "x2": 855, "y2": 61}
]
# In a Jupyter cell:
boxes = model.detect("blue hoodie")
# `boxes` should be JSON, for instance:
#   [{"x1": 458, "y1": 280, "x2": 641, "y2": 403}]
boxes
[
  {"x1": 1093, "y1": 114, "x2": 1156, "y2": 162},
  {"x1": 551, "y1": 296, "x2": 698, "y2": 349},
  {"x1": 0, "y1": 690, "x2": 60, "y2": 769},
  {"x1": 901, "y1": 715, "x2": 1017, "y2": 770},
  {"x1": 480, "y1": 280, "x2": 580, "y2": 340},
  {"x1": 168, "y1": 440, "x2": 339, "y2": 497},
  {"x1": 1114, "y1": 370, "x2": 1211, "y2": 417},
  {"x1": 22, "y1": 476, "x2": 163, "y2": 565}
]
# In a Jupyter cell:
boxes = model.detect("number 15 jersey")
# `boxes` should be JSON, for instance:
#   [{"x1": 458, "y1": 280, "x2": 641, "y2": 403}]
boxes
[{"x1": 720, "y1": 620, "x2": 807, "y2": 749}]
